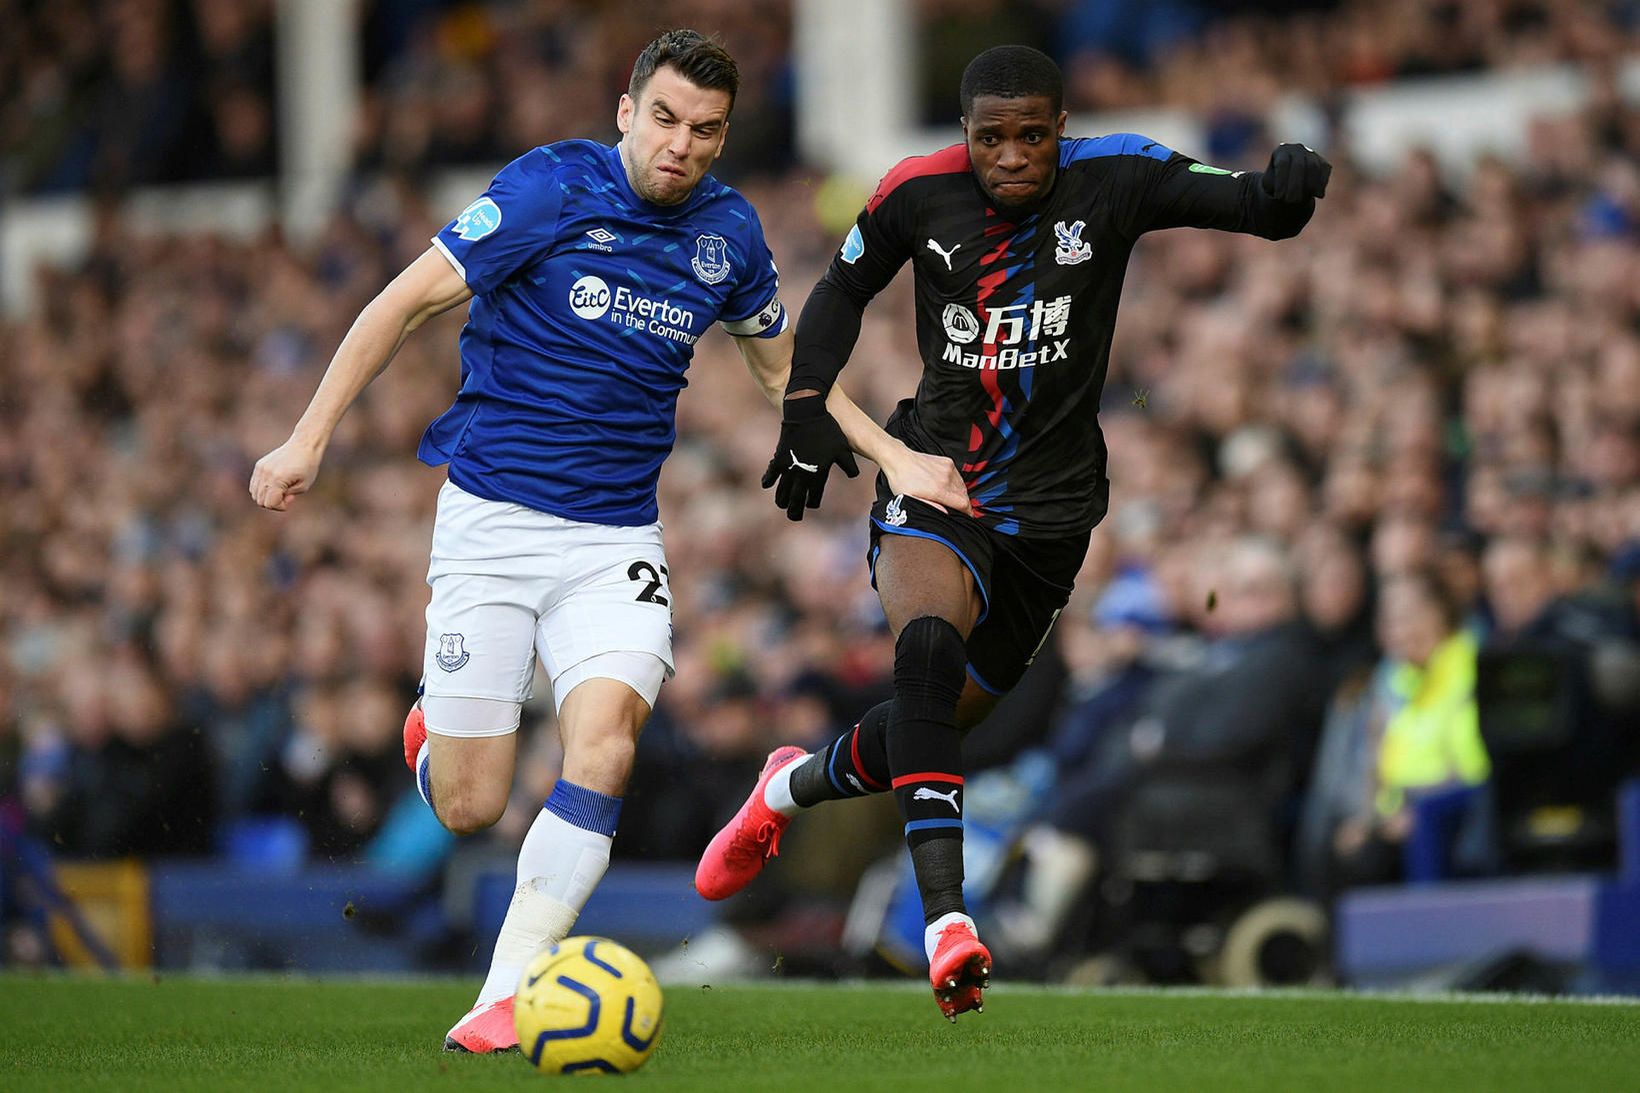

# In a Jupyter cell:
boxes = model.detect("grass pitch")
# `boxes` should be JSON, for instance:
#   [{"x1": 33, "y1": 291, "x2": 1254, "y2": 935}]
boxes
[{"x1": 3, "y1": 975, "x2": 1637, "y2": 1091}]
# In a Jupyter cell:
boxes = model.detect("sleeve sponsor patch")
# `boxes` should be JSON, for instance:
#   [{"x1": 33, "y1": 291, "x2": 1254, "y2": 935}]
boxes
[
  {"x1": 839, "y1": 224, "x2": 865, "y2": 264},
  {"x1": 454, "y1": 197, "x2": 502, "y2": 241}
]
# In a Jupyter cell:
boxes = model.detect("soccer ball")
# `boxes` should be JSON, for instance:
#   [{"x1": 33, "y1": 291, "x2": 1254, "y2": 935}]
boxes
[{"x1": 514, "y1": 936, "x2": 664, "y2": 1075}]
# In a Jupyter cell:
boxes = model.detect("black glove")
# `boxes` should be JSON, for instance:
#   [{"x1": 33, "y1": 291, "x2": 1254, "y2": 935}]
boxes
[
  {"x1": 761, "y1": 394, "x2": 859, "y2": 521},
  {"x1": 1261, "y1": 143, "x2": 1331, "y2": 203}
]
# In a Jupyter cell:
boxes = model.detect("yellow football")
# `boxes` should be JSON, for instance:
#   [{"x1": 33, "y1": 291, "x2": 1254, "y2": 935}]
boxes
[{"x1": 514, "y1": 936, "x2": 664, "y2": 1075}]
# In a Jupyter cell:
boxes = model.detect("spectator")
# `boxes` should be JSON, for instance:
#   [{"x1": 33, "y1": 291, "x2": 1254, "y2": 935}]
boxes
[
  {"x1": 1296, "y1": 523, "x2": 1376, "y2": 695},
  {"x1": 31, "y1": 654, "x2": 216, "y2": 859},
  {"x1": 994, "y1": 537, "x2": 1328, "y2": 957},
  {"x1": 1305, "y1": 569, "x2": 1487, "y2": 893}
]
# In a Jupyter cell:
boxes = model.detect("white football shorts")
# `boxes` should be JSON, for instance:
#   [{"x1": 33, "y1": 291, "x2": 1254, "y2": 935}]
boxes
[{"x1": 421, "y1": 480, "x2": 675, "y2": 721}]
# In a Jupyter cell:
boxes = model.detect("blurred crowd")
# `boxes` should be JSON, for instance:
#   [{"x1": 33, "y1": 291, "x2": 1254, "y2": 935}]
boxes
[
  {"x1": 4, "y1": 0, "x2": 1640, "y2": 978},
  {"x1": 0, "y1": 0, "x2": 796, "y2": 196},
  {"x1": 1, "y1": 0, "x2": 278, "y2": 193},
  {"x1": 991, "y1": 0, "x2": 1640, "y2": 116},
  {"x1": 12, "y1": 1, "x2": 1640, "y2": 195},
  {"x1": 354, "y1": 0, "x2": 797, "y2": 181}
]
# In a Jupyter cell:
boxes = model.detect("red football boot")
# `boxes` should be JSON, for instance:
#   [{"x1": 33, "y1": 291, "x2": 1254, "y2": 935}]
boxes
[
  {"x1": 443, "y1": 997, "x2": 519, "y2": 1053},
  {"x1": 929, "y1": 919, "x2": 991, "y2": 1022},
  {"x1": 694, "y1": 746, "x2": 806, "y2": 900},
  {"x1": 403, "y1": 702, "x2": 426, "y2": 775}
]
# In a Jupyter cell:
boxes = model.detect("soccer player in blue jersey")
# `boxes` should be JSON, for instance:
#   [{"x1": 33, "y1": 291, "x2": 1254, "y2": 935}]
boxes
[
  {"x1": 696, "y1": 44, "x2": 1329, "y2": 1020},
  {"x1": 251, "y1": 30, "x2": 966, "y2": 1053}
]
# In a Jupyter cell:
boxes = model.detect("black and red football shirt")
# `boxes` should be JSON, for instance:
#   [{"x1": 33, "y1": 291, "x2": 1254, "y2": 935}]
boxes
[{"x1": 805, "y1": 134, "x2": 1314, "y2": 538}]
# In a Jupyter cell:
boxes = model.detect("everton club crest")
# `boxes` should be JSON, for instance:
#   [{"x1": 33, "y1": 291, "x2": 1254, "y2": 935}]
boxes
[
  {"x1": 435, "y1": 633, "x2": 470, "y2": 671},
  {"x1": 691, "y1": 233, "x2": 731, "y2": 284}
]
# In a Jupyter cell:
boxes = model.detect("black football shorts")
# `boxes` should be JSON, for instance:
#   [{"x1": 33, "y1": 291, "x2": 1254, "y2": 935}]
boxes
[{"x1": 866, "y1": 474, "x2": 1090, "y2": 695}]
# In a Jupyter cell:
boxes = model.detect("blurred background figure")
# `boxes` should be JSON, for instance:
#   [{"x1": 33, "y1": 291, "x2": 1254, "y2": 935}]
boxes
[
  {"x1": 1300, "y1": 569, "x2": 1488, "y2": 896},
  {"x1": 29, "y1": 653, "x2": 215, "y2": 859},
  {"x1": 990, "y1": 537, "x2": 1328, "y2": 969}
]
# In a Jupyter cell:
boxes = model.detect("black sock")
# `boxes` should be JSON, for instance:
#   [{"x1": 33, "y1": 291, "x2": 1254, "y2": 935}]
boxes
[
  {"x1": 910, "y1": 840, "x2": 967, "y2": 922},
  {"x1": 884, "y1": 616, "x2": 969, "y2": 924},
  {"x1": 789, "y1": 701, "x2": 891, "y2": 808}
]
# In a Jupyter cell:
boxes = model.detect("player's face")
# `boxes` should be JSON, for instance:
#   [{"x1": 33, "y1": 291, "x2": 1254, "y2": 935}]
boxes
[
  {"x1": 962, "y1": 94, "x2": 1066, "y2": 210},
  {"x1": 617, "y1": 66, "x2": 732, "y2": 206}
]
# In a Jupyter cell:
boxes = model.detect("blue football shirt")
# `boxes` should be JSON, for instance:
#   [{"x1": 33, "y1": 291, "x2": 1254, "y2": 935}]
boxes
[{"x1": 420, "y1": 139, "x2": 786, "y2": 526}]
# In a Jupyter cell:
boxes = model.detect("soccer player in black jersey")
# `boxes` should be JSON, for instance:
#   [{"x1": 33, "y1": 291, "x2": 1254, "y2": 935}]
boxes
[{"x1": 696, "y1": 44, "x2": 1330, "y2": 1018}]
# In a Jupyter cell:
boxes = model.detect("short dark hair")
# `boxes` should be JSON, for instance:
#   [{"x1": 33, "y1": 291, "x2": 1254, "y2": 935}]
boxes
[
  {"x1": 1382, "y1": 567, "x2": 1462, "y2": 632},
  {"x1": 629, "y1": 29, "x2": 739, "y2": 110},
  {"x1": 959, "y1": 45, "x2": 1063, "y2": 117}
]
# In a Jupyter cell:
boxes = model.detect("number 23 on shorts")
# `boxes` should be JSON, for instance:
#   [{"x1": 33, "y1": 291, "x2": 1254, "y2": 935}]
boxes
[{"x1": 627, "y1": 560, "x2": 669, "y2": 606}]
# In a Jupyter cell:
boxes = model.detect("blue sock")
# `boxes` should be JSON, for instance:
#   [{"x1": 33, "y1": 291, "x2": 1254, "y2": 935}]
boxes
[
  {"x1": 544, "y1": 779, "x2": 623, "y2": 837},
  {"x1": 415, "y1": 741, "x2": 433, "y2": 809}
]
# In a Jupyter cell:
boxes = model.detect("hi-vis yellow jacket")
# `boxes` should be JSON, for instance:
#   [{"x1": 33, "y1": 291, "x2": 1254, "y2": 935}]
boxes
[{"x1": 1376, "y1": 631, "x2": 1491, "y2": 816}]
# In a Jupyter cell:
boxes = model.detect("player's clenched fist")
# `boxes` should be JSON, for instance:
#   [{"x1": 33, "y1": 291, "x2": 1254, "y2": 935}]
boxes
[
  {"x1": 1261, "y1": 143, "x2": 1331, "y2": 204},
  {"x1": 249, "y1": 439, "x2": 322, "y2": 511}
]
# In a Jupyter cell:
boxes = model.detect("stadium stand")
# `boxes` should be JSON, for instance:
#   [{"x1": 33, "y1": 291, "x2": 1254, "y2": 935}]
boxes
[{"x1": 2, "y1": 0, "x2": 1640, "y2": 989}]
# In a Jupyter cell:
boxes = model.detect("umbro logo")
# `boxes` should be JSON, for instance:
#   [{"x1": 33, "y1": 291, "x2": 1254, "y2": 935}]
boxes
[{"x1": 583, "y1": 227, "x2": 618, "y2": 252}]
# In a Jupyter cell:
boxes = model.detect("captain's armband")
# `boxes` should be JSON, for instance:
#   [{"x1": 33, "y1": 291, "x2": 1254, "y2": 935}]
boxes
[{"x1": 721, "y1": 296, "x2": 788, "y2": 338}]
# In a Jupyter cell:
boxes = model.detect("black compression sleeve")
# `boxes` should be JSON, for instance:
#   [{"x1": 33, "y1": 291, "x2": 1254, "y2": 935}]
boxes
[
  {"x1": 786, "y1": 276, "x2": 865, "y2": 401},
  {"x1": 1243, "y1": 174, "x2": 1315, "y2": 240},
  {"x1": 1128, "y1": 153, "x2": 1316, "y2": 240}
]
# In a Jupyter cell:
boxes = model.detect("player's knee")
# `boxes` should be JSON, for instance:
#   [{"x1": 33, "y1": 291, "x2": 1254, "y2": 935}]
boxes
[
  {"x1": 893, "y1": 616, "x2": 969, "y2": 717},
  {"x1": 566, "y1": 728, "x2": 638, "y2": 789},
  {"x1": 437, "y1": 803, "x2": 501, "y2": 838},
  {"x1": 433, "y1": 784, "x2": 506, "y2": 836},
  {"x1": 955, "y1": 688, "x2": 1000, "y2": 732},
  {"x1": 583, "y1": 726, "x2": 637, "y2": 766}
]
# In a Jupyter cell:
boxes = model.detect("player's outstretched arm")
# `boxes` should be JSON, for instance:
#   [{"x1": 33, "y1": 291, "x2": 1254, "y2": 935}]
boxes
[
  {"x1": 249, "y1": 248, "x2": 472, "y2": 511},
  {"x1": 1126, "y1": 138, "x2": 1330, "y2": 241},
  {"x1": 735, "y1": 325, "x2": 799, "y2": 410},
  {"x1": 823, "y1": 394, "x2": 968, "y2": 515},
  {"x1": 734, "y1": 325, "x2": 854, "y2": 518},
  {"x1": 734, "y1": 328, "x2": 967, "y2": 516}
]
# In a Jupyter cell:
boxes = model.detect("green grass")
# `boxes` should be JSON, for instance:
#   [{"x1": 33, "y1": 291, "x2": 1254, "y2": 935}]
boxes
[{"x1": 2, "y1": 975, "x2": 1638, "y2": 1091}]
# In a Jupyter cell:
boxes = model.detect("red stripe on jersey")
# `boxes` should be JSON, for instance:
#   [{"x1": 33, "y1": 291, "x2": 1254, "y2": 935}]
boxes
[
  {"x1": 891, "y1": 772, "x2": 965, "y2": 788},
  {"x1": 866, "y1": 144, "x2": 971, "y2": 214},
  {"x1": 966, "y1": 239, "x2": 1014, "y2": 509},
  {"x1": 978, "y1": 239, "x2": 1013, "y2": 266}
]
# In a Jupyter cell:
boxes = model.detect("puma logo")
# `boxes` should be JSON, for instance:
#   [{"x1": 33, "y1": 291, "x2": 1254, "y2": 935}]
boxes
[
  {"x1": 926, "y1": 238, "x2": 960, "y2": 271},
  {"x1": 913, "y1": 786, "x2": 960, "y2": 812},
  {"x1": 788, "y1": 450, "x2": 819, "y2": 473}
]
